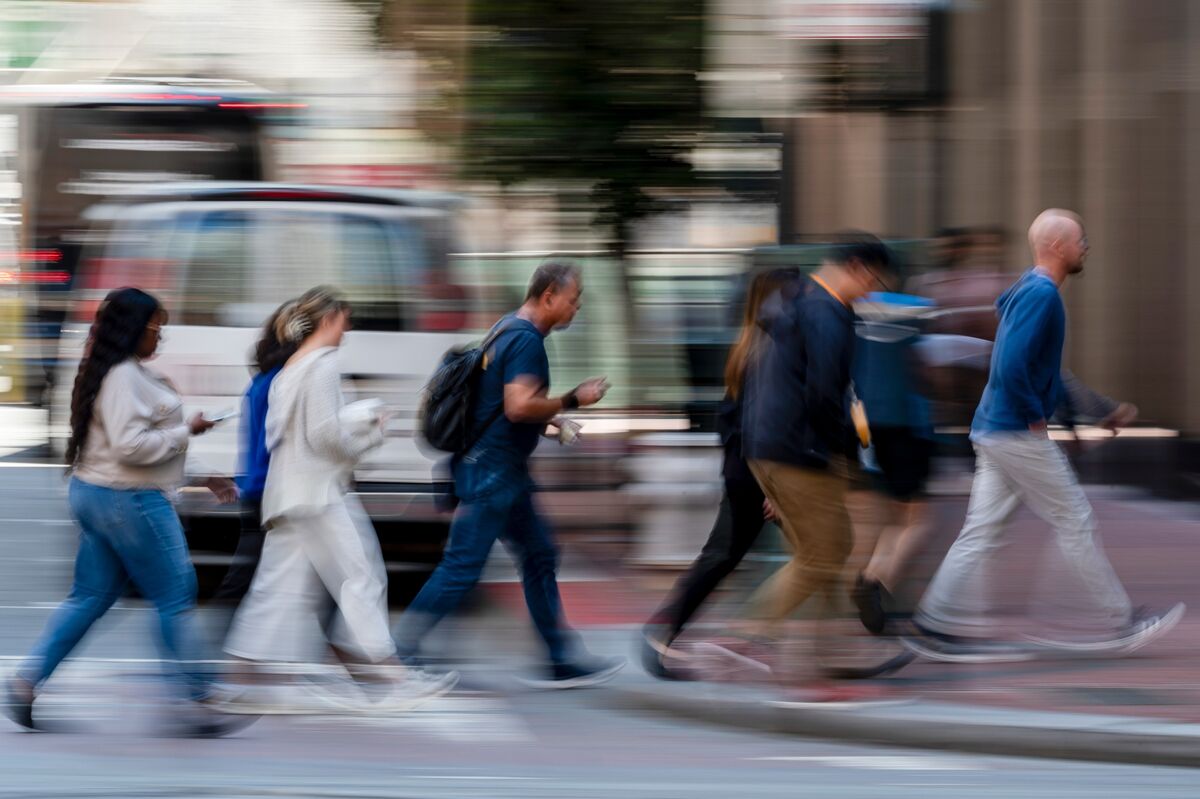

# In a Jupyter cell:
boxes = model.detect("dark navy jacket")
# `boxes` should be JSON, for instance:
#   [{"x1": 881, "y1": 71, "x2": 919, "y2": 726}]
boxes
[{"x1": 742, "y1": 277, "x2": 856, "y2": 469}]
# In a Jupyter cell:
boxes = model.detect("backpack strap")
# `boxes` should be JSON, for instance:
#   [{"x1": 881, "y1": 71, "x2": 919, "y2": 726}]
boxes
[
  {"x1": 479, "y1": 316, "x2": 518, "y2": 367},
  {"x1": 464, "y1": 317, "x2": 521, "y2": 453}
]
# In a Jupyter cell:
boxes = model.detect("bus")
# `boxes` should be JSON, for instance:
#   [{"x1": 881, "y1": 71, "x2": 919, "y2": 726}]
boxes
[{"x1": 0, "y1": 77, "x2": 301, "y2": 405}]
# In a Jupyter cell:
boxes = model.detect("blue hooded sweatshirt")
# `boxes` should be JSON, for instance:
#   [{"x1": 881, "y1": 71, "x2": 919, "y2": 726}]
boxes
[
  {"x1": 236, "y1": 366, "x2": 282, "y2": 502},
  {"x1": 971, "y1": 268, "x2": 1065, "y2": 437}
]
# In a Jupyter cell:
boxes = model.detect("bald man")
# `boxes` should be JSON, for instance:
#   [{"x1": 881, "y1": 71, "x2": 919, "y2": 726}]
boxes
[{"x1": 906, "y1": 209, "x2": 1183, "y2": 661}]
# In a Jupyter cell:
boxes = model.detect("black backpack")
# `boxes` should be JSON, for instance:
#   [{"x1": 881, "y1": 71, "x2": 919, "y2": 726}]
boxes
[{"x1": 419, "y1": 319, "x2": 516, "y2": 454}]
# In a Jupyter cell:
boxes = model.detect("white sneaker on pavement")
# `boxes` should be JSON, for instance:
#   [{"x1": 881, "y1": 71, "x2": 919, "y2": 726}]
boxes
[
  {"x1": 1021, "y1": 603, "x2": 1186, "y2": 655},
  {"x1": 364, "y1": 667, "x2": 460, "y2": 712}
]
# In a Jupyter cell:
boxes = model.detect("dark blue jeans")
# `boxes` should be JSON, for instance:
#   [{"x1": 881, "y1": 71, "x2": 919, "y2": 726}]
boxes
[
  {"x1": 395, "y1": 451, "x2": 579, "y2": 666},
  {"x1": 19, "y1": 478, "x2": 210, "y2": 701}
]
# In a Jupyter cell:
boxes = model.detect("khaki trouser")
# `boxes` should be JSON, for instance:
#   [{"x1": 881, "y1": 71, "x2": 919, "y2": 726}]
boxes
[{"x1": 747, "y1": 457, "x2": 853, "y2": 634}]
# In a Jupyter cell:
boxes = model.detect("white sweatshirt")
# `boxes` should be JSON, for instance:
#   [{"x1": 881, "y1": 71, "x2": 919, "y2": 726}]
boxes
[
  {"x1": 73, "y1": 358, "x2": 190, "y2": 491},
  {"x1": 260, "y1": 347, "x2": 384, "y2": 526}
]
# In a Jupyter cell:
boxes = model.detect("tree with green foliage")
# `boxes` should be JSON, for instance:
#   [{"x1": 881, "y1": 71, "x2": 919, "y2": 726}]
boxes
[{"x1": 462, "y1": 0, "x2": 706, "y2": 256}]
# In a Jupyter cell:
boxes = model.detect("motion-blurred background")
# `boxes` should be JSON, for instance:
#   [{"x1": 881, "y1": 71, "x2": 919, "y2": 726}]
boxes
[{"x1": 0, "y1": 0, "x2": 1195, "y2": 592}]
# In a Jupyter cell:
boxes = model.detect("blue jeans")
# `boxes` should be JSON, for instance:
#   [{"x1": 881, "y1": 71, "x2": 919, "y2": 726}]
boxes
[
  {"x1": 395, "y1": 451, "x2": 579, "y2": 666},
  {"x1": 19, "y1": 478, "x2": 210, "y2": 701}
]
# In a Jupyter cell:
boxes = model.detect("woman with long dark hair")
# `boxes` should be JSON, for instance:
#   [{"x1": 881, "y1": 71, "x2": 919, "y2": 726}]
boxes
[
  {"x1": 641, "y1": 268, "x2": 796, "y2": 678},
  {"x1": 4, "y1": 288, "x2": 246, "y2": 735}
]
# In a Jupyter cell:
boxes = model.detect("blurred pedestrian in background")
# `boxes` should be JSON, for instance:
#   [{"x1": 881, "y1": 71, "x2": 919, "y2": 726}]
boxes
[
  {"x1": 910, "y1": 226, "x2": 1011, "y2": 341},
  {"x1": 224, "y1": 287, "x2": 456, "y2": 710},
  {"x1": 641, "y1": 267, "x2": 797, "y2": 679},
  {"x1": 394, "y1": 262, "x2": 625, "y2": 688},
  {"x1": 907, "y1": 210, "x2": 1183, "y2": 661},
  {"x1": 908, "y1": 227, "x2": 1012, "y2": 427},
  {"x1": 213, "y1": 301, "x2": 298, "y2": 604},
  {"x1": 848, "y1": 288, "x2": 937, "y2": 636},
  {"x1": 736, "y1": 234, "x2": 895, "y2": 680},
  {"x1": 4, "y1": 288, "x2": 246, "y2": 736}
]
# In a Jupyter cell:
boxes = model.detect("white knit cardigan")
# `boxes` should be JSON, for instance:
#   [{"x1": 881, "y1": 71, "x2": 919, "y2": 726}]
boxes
[{"x1": 261, "y1": 347, "x2": 384, "y2": 526}]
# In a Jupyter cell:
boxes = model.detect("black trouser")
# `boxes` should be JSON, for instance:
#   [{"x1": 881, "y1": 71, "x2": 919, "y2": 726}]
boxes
[
  {"x1": 647, "y1": 477, "x2": 767, "y2": 641},
  {"x1": 213, "y1": 499, "x2": 265, "y2": 603}
]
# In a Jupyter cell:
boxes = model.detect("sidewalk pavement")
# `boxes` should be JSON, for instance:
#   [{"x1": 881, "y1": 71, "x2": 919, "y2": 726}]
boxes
[
  {"x1": 529, "y1": 486, "x2": 1200, "y2": 768},
  {"x1": 6, "y1": 482, "x2": 1200, "y2": 767}
]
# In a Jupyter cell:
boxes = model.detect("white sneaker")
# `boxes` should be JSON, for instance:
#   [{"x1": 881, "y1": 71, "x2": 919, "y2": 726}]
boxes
[
  {"x1": 1022, "y1": 603, "x2": 1186, "y2": 655},
  {"x1": 1112, "y1": 603, "x2": 1186, "y2": 654},
  {"x1": 207, "y1": 680, "x2": 365, "y2": 715},
  {"x1": 366, "y1": 668, "x2": 460, "y2": 712}
]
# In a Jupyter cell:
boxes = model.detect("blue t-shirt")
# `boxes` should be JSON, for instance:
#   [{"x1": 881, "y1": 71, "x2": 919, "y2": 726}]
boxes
[
  {"x1": 236, "y1": 366, "x2": 281, "y2": 502},
  {"x1": 470, "y1": 315, "x2": 550, "y2": 461}
]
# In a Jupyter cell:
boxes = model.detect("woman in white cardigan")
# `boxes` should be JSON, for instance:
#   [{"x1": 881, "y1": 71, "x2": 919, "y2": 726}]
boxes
[{"x1": 224, "y1": 287, "x2": 455, "y2": 708}]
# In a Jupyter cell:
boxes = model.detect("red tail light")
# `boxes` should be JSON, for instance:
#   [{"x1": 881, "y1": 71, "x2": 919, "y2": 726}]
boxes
[
  {"x1": 0, "y1": 270, "x2": 69, "y2": 284},
  {"x1": 73, "y1": 258, "x2": 175, "y2": 321},
  {"x1": 416, "y1": 283, "x2": 469, "y2": 332}
]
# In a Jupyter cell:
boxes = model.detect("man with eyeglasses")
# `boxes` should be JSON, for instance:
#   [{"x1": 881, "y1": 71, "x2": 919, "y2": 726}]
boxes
[
  {"x1": 906, "y1": 208, "x2": 1184, "y2": 662},
  {"x1": 734, "y1": 232, "x2": 896, "y2": 680}
]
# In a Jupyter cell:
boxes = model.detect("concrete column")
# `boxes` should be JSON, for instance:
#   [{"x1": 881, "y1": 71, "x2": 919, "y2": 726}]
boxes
[
  {"x1": 1009, "y1": 0, "x2": 1043, "y2": 243},
  {"x1": 1075, "y1": 0, "x2": 1126, "y2": 394},
  {"x1": 793, "y1": 112, "x2": 888, "y2": 234},
  {"x1": 1181, "y1": 3, "x2": 1200, "y2": 433},
  {"x1": 885, "y1": 112, "x2": 936, "y2": 238},
  {"x1": 945, "y1": 0, "x2": 1011, "y2": 242}
]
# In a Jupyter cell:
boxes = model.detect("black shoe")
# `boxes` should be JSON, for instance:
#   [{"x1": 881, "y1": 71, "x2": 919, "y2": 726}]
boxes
[
  {"x1": 639, "y1": 628, "x2": 681, "y2": 680},
  {"x1": 181, "y1": 696, "x2": 260, "y2": 738},
  {"x1": 518, "y1": 656, "x2": 627, "y2": 690},
  {"x1": 3, "y1": 678, "x2": 35, "y2": 731},
  {"x1": 852, "y1": 574, "x2": 887, "y2": 636},
  {"x1": 902, "y1": 622, "x2": 1032, "y2": 664}
]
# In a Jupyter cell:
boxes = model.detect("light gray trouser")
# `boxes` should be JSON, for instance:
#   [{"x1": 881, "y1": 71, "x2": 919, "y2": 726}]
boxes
[
  {"x1": 225, "y1": 494, "x2": 395, "y2": 664},
  {"x1": 918, "y1": 432, "x2": 1132, "y2": 636}
]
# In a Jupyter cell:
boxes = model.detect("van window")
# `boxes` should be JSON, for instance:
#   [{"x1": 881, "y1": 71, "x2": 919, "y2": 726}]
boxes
[
  {"x1": 336, "y1": 215, "x2": 402, "y2": 331},
  {"x1": 258, "y1": 210, "x2": 403, "y2": 332},
  {"x1": 177, "y1": 210, "x2": 252, "y2": 326}
]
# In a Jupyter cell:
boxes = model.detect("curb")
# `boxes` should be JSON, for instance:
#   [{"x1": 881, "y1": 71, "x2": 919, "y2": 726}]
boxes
[{"x1": 607, "y1": 683, "x2": 1200, "y2": 769}]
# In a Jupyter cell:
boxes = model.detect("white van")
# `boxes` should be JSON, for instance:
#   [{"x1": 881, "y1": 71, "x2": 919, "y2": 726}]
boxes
[{"x1": 53, "y1": 183, "x2": 490, "y2": 587}]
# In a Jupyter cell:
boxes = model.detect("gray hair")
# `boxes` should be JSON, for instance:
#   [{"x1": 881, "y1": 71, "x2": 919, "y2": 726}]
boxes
[{"x1": 525, "y1": 261, "x2": 581, "y2": 302}]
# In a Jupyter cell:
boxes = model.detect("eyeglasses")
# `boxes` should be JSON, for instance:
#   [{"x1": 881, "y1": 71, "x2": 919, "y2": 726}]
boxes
[{"x1": 864, "y1": 267, "x2": 890, "y2": 294}]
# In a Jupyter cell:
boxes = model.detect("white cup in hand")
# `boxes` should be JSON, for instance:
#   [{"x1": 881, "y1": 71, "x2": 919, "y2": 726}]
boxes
[
  {"x1": 557, "y1": 418, "x2": 582, "y2": 446},
  {"x1": 340, "y1": 398, "x2": 385, "y2": 435}
]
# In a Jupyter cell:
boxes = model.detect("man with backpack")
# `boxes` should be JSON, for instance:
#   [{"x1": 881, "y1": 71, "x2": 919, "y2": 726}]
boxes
[{"x1": 396, "y1": 262, "x2": 626, "y2": 687}]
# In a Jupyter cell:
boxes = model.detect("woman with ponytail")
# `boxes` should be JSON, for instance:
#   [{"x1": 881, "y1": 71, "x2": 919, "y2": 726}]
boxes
[
  {"x1": 224, "y1": 287, "x2": 457, "y2": 710},
  {"x1": 4, "y1": 288, "x2": 245, "y2": 735}
]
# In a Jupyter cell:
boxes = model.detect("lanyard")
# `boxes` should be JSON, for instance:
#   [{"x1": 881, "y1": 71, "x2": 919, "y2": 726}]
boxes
[{"x1": 810, "y1": 274, "x2": 848, "y2": 307}]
